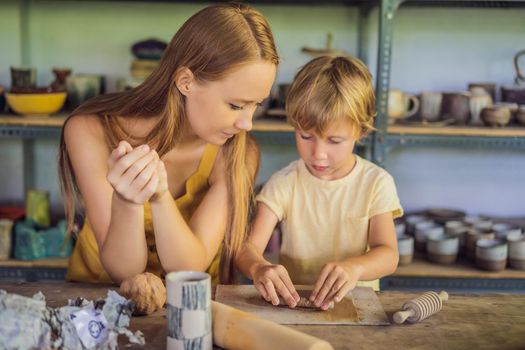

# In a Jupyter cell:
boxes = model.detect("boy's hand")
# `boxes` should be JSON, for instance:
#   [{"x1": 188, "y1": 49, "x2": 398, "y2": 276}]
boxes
[
  {"x1": 252, "y1": 263, "x2": 300, "y2": 308},
  {"x1": 310, "y1": 262, "x2": 362, "y2": 310}
]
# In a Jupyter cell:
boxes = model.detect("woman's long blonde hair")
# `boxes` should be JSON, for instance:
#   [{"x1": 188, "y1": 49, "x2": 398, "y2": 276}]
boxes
[{"x1": 58, "y1": 3, "x2": 279, "y2": 283}]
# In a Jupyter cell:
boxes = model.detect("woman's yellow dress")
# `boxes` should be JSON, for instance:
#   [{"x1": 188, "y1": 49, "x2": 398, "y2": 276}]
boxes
[{"x1": 66, "y1": 144, "x2": 221, "y2": 285}]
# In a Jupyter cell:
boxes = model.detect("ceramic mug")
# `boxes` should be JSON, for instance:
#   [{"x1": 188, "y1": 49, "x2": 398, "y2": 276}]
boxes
[
  {"x1": 166, "y1": 271, "x2": 212, "y2": 350},
  {"x1": 469, "y1": 87, "x2": 493, "y2": 126},
  {"x1": 419, "y1": 91, "x2": 442, "y2": 122},
  {"x1": 397, "y1": 234, "x2": 414, "y2": 265},
  {"x1": 388, "y1": 89, "x2": 419, "y2": 122},
  {"x1": 10, "y1": 66, "x2": 37, "y2": 90},
  {"x1": 441, "y1": 92, "x2": 471, "y2": 124},
  {"x1": 516, "y1": 105, "x2": 525, "y2": 126},
  {"x1": 66, "y1": 74, "x2": 103, "y2": 109}
]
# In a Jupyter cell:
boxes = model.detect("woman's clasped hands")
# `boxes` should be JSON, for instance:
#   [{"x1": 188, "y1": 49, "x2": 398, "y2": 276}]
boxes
[{"x1": 106, "y1": 141, "x2": 168, "y2": 204}]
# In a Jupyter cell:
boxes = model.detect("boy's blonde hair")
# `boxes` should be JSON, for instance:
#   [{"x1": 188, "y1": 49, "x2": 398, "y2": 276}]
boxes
[{"x1": 286, "y1": 55, "x2": 376, "y2": 139}]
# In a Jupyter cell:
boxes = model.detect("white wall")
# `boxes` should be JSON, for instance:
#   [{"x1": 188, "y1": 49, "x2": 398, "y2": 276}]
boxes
[{"x1": 0, "y1": 1, "x2": 524, "y2": 218}]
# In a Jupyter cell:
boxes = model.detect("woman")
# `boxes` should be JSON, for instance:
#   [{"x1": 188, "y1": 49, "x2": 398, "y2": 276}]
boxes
[{"x1": 59, "y1": 3, "x2": 278, "y2": 285}]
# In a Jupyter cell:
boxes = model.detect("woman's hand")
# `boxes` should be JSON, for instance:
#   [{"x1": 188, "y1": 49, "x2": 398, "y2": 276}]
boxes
[
  {"x1": 310, "y1": 262, "x2": 362, "y2": 310},
  {"x1": 106, "y1": 141, "x2": 160, "y2": 204},
  {"x1": 149, "y1": 158, "x2": 168, "y2": 202},
  {"x1": 252, "y1": 263, "x2": 300, "y2": 308}
]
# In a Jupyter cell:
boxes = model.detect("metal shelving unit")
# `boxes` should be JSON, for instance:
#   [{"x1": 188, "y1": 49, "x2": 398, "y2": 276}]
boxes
[{"x1": 372, "y1": 0, "x2": 525, "y2": 165}]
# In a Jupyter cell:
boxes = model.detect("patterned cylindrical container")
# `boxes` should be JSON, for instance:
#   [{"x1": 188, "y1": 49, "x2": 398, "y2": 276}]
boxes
[{"x1": 166, "y1": 271, "x2": 212, "y2": 350}]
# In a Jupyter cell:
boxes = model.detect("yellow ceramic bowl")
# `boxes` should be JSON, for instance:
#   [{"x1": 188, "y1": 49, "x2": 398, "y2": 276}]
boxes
[{"x1": 6, "y1": 91, "x2": 67, "y2": 116}]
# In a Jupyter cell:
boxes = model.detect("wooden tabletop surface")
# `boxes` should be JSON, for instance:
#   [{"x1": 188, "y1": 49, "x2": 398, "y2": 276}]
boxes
[{"x1": 0, "y1": 281, "x2": 523, "y2": 350}]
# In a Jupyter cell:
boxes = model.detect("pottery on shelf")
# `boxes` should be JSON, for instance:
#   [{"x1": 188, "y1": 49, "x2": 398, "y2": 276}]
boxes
[
  {"x1": 415, "y1": 222, "x2": 444, "y2": 253},
  {"x1": 516, "y1": 105, "x2": 525, "y2": 126},
  {"x1": 398, "y1": 235, "x2": 414, "y2": 265},
  {"x1": 480, "y1": 106, "x2": 512, "y2": 127},
  {"x1": 475, "y1": 239, "x2": 507, "y2": 271},
  {"x1": 427, "y1": 233, "x2": 459, "y2": 265},
  {"x1": 507, "y1": 235, "x2": 525, "y2": 270},
  {"x1": 132, "y1": 38, "x2": 168, "y2": 60},
  {"x1": 10, "y1": 66, "x2": 36, "y2": 90},
  {"x1": 469, "y1": 87, "x2": 493, "y2": 126},
  {"x1": 50, "y1": 68, "x2": 72, "y2": 92}
]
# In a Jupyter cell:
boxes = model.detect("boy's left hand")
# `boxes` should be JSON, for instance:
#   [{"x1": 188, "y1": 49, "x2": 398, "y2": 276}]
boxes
[{"x1": 310, "y1": 262, "x2": 362, "y2": 310}]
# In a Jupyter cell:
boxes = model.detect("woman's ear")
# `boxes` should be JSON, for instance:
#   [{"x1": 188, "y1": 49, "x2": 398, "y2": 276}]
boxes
[{"x1": 175, "y1": 67, "x2": 194, "y2": 96}]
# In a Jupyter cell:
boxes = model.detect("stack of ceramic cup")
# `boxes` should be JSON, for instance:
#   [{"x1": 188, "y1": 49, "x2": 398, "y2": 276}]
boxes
[{"x1": 396, "y1": 212, "x2": 524, "y2": 271}]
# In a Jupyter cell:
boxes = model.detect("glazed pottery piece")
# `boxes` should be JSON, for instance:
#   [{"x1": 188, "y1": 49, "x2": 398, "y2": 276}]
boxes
[
  {"x1": 475, "y1": 239, "x2": 507, "y2": 271},
  {"x1": 395, "y1": 221, "x2": 406, "y2": 237},
  {"x1": 388, "y1": 89, "x2": 419, "y2": 122},
  {"x1": 516, "y1": 105, "x2": 525, "y2": 125},
  {"x1": 465, "y1": 229, "x2": 495, "y2": 261},
  {"x1": 66, "y1": 74, "x2": 103, "y2": 109},
  {"x1": 26, "y1": 189, "x2": 50, "y2": 228},
  {"x1": 51, "y1": 68, "x2": 72, "y2": 92},
  {"x1": 426, "y1": 233, "x2": 459, "y2": 265},
  {"x1": 444, "y1": 221, "x2": 468, "y2": 254},
  {"x1": 468, "y1": 82, "x2": 497, "y2": 102},
  {"x1": 419, "y1": 91, "x2": 442, "y2": 122},
  {"x1": 404, "y1": 214, "x2": 426, "y2": 236},
  {"x1": 472, "y1": 219, "x2": 493, "y2": 232},
  {"x1": 0, "y1": 219, "x2": 14, "y2": 260},
  {"x1": 501, "y1": 86, "x2": 525, "y2": 105},
  {"x1": 415, "y1": 222, "x2": 443, "y2": 253},
  {"x1": 6, "y1": 91, "x2": 67, "y2": 116},
  {"x1": 481, "y1": 106, "x2": 511, "y2": 127},
  {"x1": 507, "y1": 235, "x2": 525, "y2": 270},
  {"x1": 397, "y1": 235, "x2": 414, "y2": 265},
  {"x1": 132, "y1": 38, "x2": 168, "y2": 60},
  {"x1": 441, "y1": 92, "x2": 471, "y2": 124},
  {"x1": 426, "y1": 208, "x2": 466, "y2": 225},
  {"x1": 469, "y1": 87, "x2": 493, "y2": 125},
  {"x1": 493, "y1": 223, "x2": 523, "y2": 241},
  {"x1": 166, "y1": 271, "x2": 212, "y2": 350},
  {"x1": 10, "y1": 66, "x2": 36, "y2": 89}
]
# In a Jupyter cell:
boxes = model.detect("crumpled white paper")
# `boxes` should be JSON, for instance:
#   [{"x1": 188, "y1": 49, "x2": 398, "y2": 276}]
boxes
[{"x1": 0, "y1": 289, "x2": 145, "y2": 349}]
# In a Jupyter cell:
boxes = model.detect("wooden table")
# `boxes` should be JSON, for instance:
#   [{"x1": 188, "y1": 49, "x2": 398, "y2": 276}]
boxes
[{"x1": 1, "y1": 281, "x2": 524, "y2": 349}]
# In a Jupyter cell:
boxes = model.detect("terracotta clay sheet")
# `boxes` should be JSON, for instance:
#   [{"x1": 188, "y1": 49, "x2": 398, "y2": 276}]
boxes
[{"x1": 215, "y1": 285, "x2": 390, "y2": 325}]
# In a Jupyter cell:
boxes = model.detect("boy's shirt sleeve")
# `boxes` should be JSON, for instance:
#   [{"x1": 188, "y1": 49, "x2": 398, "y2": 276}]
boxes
[
  {"x1": 256, "y1": 171, "x2": 293, "y2": 222},
  {"x1": 369, "y1": 172, "x2": 404, "y2": 219}
]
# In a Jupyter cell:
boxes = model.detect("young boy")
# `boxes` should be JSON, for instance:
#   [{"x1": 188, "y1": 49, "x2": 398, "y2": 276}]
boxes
[{"x1": 235, "y1": 56, "x2": 403, "y2": 310}]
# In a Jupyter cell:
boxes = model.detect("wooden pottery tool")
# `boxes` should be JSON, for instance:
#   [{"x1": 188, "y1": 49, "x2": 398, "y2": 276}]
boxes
[
  {"x1": 212, "y1": 301, "x2": 334, "y2": 350},
  {"x1": 393, "y1": 291, "x2": 449, "y2": 324}
]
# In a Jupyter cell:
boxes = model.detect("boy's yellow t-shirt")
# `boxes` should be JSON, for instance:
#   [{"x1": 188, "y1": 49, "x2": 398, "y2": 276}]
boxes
[{"x1": 257, "y1": 155, "x2": 403, "y2": 291}]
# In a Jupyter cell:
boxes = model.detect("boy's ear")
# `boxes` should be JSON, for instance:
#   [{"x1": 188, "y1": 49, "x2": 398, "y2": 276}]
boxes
[{"x1": 175, "y1": 67, "x2": 195, "y2": 96}]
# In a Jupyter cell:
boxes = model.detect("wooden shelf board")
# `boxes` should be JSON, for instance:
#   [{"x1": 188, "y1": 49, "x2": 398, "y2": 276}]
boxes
[
  {"x1": 0, "y1": 114, "x2": 67, "y2": 127},
  {"x1": 389, "y1": 124, "x2": 525, "y2": 137},
  {"x1": 394, "y1": 256, "x2": 525, "y2": 279},
  {"x1": 0, "y1": 258, "x2": 69, "y2": 268},
  {"x1": 2, "y1": 113, "x2": 524, "y2": 137}
]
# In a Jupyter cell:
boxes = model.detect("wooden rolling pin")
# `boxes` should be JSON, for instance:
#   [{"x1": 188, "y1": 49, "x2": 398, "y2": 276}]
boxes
[
  {"x1": 212, "y1": 301, "x2": 334, "y2": 350},
  {"x1": 393, "y1": 291, "x2": 448, "y2": 324}
]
